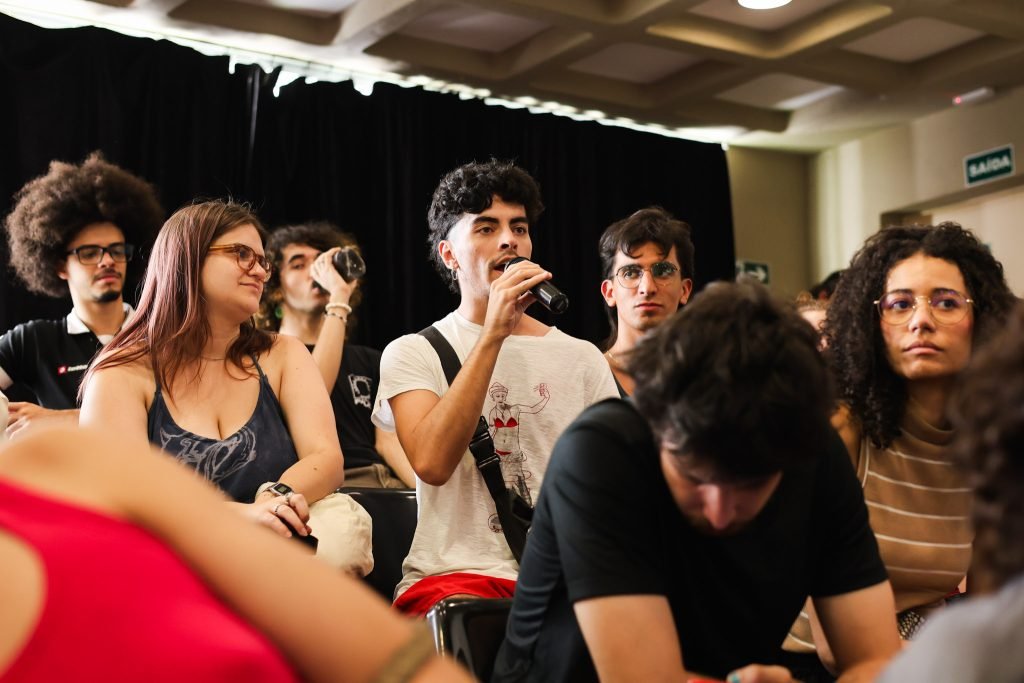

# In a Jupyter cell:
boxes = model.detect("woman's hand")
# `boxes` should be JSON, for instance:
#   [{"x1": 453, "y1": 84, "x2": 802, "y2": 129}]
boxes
[{"x1": 235, "y1": 494, "x2": 312, "y2": 538}]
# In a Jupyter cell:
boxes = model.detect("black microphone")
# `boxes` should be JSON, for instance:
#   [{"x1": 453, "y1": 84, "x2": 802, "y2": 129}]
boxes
[{"x1": 504, "y1": 256, "x2": 569, "y2": 314}]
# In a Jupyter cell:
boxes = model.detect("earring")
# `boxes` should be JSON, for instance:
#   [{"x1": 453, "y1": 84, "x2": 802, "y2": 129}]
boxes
[
  {"x1": 274, "y1": 304, "x2": 284, "y2": 320},
  {"x1": 451, "y1": 268, "x2": 459, "y2": 282}
]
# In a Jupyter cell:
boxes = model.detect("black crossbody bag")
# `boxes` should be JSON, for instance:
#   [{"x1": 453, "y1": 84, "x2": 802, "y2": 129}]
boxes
[{"x1": 418, "y1": 326, "x2": 533, "y2": 563}]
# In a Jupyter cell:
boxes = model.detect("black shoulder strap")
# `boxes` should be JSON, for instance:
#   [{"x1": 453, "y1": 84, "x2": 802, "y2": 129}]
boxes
[
  {"x1": 417, "y1": 326, "x2": 493, "y2": 453},
  {"x1": 417, "y1": 325, "x2": 529, "y2": 559},
  {"x1": 418, "y1": 325, "x2": 461, "y2": 387}
]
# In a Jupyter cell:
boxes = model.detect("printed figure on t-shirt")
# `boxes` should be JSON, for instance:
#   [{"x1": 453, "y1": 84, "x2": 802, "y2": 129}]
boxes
[{"x1": 487, "y1": 380, "x2": 549, "y2": 506}]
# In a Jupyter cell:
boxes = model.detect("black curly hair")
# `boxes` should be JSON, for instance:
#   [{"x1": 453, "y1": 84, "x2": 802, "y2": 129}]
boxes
[
  {"x1": 951, "y1": 302, "x2": 1024, "y2": 593},
  {"x1": 824, "y1": 223, "x2": 1015, "y2": 448},
  {"x1": 3, "y1": 152, "x2": 164, "y2": 297},
  {"x1": 256, "y1": 222, "x2": 364, "y2": 332},
  {"x1": 426, "y1": 159, "x2": 544, "y2": 293},
  {"x1": 630, "y1": 279, "x2": 835, "y2": 481}
]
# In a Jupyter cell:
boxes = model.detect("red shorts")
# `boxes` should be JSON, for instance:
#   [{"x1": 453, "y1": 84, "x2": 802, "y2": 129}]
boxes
[{"x1": 393, "y1": 572, "x2": 516, "y2": 615}]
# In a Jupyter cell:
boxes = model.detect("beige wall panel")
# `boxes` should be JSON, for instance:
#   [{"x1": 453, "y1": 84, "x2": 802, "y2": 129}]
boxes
[{"x1": 727, "y1": 146, "x2": 810, "y2": 298}]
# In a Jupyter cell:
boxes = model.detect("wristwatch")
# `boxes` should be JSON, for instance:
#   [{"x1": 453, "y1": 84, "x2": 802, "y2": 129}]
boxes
[
  {"x1": 257, "y1": 481, "x2": 294, "y2": 498},
  {"x1": 267, "y1": 482, "x2": 293, "y2": 497}
]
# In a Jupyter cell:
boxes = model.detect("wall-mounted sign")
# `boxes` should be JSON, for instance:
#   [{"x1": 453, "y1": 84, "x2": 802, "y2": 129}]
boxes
[
  {"x1": 736, "y1": 259, "x2": 770, "y2": 284},
  {"x1": 964, "y1": 144, "x2": 1014, "y2": 187}
]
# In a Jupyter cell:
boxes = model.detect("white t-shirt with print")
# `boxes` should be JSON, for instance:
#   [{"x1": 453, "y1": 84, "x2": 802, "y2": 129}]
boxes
[{"x1": 372, "y1": 311, "x2": 618, "y2": 598}]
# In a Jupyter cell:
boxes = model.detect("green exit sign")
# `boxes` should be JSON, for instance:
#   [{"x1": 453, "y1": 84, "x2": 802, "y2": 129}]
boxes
[{"x1": 964, "y1": 145, "x2": 1014, "y2": 187}]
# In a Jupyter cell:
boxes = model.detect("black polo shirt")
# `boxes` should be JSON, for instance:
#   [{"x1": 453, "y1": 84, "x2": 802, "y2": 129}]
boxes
[{"x1": 0, "y1": 305, "x2": 132, "y2": 409}]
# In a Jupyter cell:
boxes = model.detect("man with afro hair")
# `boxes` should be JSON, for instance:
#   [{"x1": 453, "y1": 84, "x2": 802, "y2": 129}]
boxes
[{"x1": 1, "y1": 152, "x2": 163, "y2": 438}]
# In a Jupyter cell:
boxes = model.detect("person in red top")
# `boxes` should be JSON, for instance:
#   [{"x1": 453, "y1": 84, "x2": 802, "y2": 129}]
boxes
[{"x1": 0, "y1": 427, "x2": 472, "y2": 683}]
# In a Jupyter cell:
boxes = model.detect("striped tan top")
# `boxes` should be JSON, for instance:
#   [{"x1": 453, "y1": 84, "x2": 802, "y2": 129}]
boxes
[
  {"x1": 857, "y1": 402, "x2": 972, "y2": 612},
  {"x1": 785, "y1": 402, "x2": 971, "y2": 651}
]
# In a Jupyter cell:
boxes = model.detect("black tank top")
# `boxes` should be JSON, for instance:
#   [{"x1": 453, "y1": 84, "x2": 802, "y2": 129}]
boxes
[{"x1": 147, "y1": 360, "x2": 299, "y2": 502}]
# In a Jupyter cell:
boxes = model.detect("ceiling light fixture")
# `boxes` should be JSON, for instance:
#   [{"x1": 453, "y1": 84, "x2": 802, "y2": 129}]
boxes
[{"x1": 738, "y1": 0, "x2": 793, "y2": 9}]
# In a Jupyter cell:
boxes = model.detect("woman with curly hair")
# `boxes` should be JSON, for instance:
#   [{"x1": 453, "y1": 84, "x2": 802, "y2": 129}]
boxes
[
  {"x1": 78, "y1": 201, "x2": 368, "y2": 572},
  {"x1": 879, "y1": 302, "x2": 1024, "y2": 682},
  {"x1": 785, "y1": 222, "x2": 1016, "y2": 678},
  {"x1": 0, "y1": 152, "x2": 163, "y2": 436}
]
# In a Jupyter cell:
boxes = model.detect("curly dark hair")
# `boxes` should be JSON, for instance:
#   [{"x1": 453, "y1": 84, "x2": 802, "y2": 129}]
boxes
[
  {"x1": 630, "y1": 279, "x2": 834, "y2": 480},
  {"x1": 824, "y1": 222, "x2": 1015, "y2": 449},
  {"x1": 3, "y1": 151, "x2": 164, "y2": 297},
  {"x1": 426, "y1": 159, "x2": 544, "y2": 293},
  {"x1": 598, "y1": 206, "x2": 695, "y2": 348},
  {"x1": 256, "y1": 222, "x2": 363, "y2": 331},
  {"x1": 951, "y1": 302, "x2": 1024, "y2": 593}
]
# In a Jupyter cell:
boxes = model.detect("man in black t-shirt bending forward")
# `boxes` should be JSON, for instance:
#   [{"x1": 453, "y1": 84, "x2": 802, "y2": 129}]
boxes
[{"x1": 492, "y1": 280, "x2": 900, "y2": 683}]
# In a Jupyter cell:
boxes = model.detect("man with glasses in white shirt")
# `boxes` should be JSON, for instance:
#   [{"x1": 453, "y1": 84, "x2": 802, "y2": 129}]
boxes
[
  {"x1": 0, "y1": 153, "x2": 162, "y2": 438},
  {"x1": 598, "y1": 206, "x2": 695, "y2": 396}
]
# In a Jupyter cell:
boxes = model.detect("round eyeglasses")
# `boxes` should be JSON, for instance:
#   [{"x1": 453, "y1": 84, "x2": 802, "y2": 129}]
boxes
[
  {"x1": 874, "y1": 290, "x2": 973, "y2": 326},
  {"x1": 66, "y1": 243, "x2": 135, "y2": 265},
  {"x1": 208, "y1": 243, "x2": 273, "y2": 280},
  {"x1": 614, "y1": 262, "x2": 680, "y2": 289}
]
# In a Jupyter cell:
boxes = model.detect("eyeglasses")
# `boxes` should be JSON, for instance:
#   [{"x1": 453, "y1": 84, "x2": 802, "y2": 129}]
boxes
[
  {"x1": 208, "y1": 243, "x2": 273, "y2": 280},
  {"x1": 874, "y1": 289, "x2": 973, "y2": 326},
  {"x1": 614, "y1": 262, "x2": 680, "y2": 289},
  {"x1": 66, "y1": 242, "x2": 135, "y2": 265}
]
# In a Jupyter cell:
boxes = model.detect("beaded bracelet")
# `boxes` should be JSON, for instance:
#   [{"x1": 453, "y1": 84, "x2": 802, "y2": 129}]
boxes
[
  {"x1": 325, "y1": 311, "x2": 348, "y2": 323},
  {"x1": 325, "y1": 302, "x2": 352, "y2": 314}
]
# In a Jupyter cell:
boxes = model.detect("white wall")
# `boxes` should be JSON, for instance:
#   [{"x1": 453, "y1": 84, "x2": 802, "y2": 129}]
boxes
[
  {"x1": 930, "y1": 187, "x2": 1024, "y2": 296},
  {"x1": 811, "y1": 84, "x2": 1024, "y2": 286}
]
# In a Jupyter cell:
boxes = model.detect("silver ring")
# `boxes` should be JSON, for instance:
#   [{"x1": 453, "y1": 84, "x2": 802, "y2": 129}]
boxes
[{"x1": 273, "y1": 503, "x2": 284, "y2": 516}]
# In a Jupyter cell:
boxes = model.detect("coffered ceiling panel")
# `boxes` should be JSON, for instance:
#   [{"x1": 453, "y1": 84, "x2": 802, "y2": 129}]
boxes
[
  {"x1": 843, "y1": 17, "x2": 985, "y2": 63},
  {"x1": 568, "y1": 42, "x2": 701, "y2": 84},
  {"x1": 6, "y1": 0, "x2": 1024, "y2": 150}
]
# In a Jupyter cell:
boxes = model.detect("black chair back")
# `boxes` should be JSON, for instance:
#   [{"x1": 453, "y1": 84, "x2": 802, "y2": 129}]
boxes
[
  {"x1": 342, "y1": 487, "x2": 417, "y2": 600},
  {"x1": 426, "y1": 597, "x2": 513, "y2": 681}
]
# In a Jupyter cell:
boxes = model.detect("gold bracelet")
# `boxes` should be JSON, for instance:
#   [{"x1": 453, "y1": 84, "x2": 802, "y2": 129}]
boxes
[
  {"x1": 325, "y1": 302, "x2": 352, "y2": 314},
  {"x1": 324, "y1": 311, "x2": 348, "y2": 323},
  {"x1": 371, "y1": 625, "x2": 436, "y2": 683}
]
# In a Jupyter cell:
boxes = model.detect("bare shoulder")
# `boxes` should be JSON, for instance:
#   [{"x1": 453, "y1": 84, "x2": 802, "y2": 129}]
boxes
[
  {"x1": 89, "y1": 356, "x2": 156, "y2": 401},
  {"x1": 258, "y1": 333, "x2": 313, "y2": 386},
  {"x1": 258, "y1": 333, "x2": 309, "y2": 370}
]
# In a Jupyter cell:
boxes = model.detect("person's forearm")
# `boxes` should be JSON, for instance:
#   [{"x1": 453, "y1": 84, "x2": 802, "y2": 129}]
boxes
[
  {"x1": 376, "y1": 429, "x2": 416, "y2": 487},
  {"x1": 404, "y1": 333, "x2": 503, "y2": 485},
  {"x1": 266, "y1": 451, "x2": 345, "y2": 503},
  {"x1": 310, "y1": 314, "x2": 347, "y2": 391}
]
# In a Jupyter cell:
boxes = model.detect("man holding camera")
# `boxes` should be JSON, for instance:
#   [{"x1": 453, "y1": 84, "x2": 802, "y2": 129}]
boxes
[
  {"x1": 372, "y1": 160, "x2": 617, "y2": 613},
  {"x1": 0, "y1": 153, "x2": 163, "y2": 439},
  {"x1": 259, "y1": 222, "x2": 414, "y2": 488}
]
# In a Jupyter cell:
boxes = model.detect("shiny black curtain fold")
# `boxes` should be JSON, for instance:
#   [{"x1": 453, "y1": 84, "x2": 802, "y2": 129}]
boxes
[{"x1": 0, "y1": 12, "x2": 735, "y2": 351}]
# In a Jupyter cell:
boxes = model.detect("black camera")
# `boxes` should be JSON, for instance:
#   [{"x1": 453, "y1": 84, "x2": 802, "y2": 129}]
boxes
[{"x1": 332, "y1": 248, "x2": 366, "y2": 282}]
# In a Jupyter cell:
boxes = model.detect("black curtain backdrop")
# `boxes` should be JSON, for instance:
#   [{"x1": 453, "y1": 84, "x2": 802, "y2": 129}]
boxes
[{"x1": 0, "y1": 12, "x2": 735, "y2": 353}]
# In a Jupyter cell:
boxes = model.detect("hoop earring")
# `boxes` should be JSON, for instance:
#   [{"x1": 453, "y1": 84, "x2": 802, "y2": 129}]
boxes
[
  {"x1": 451, "y1": 268, "x2": 459, "y2": 282},
  {"x1": 274, "y1": 304, "x2": 284, "y2": 320}
]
